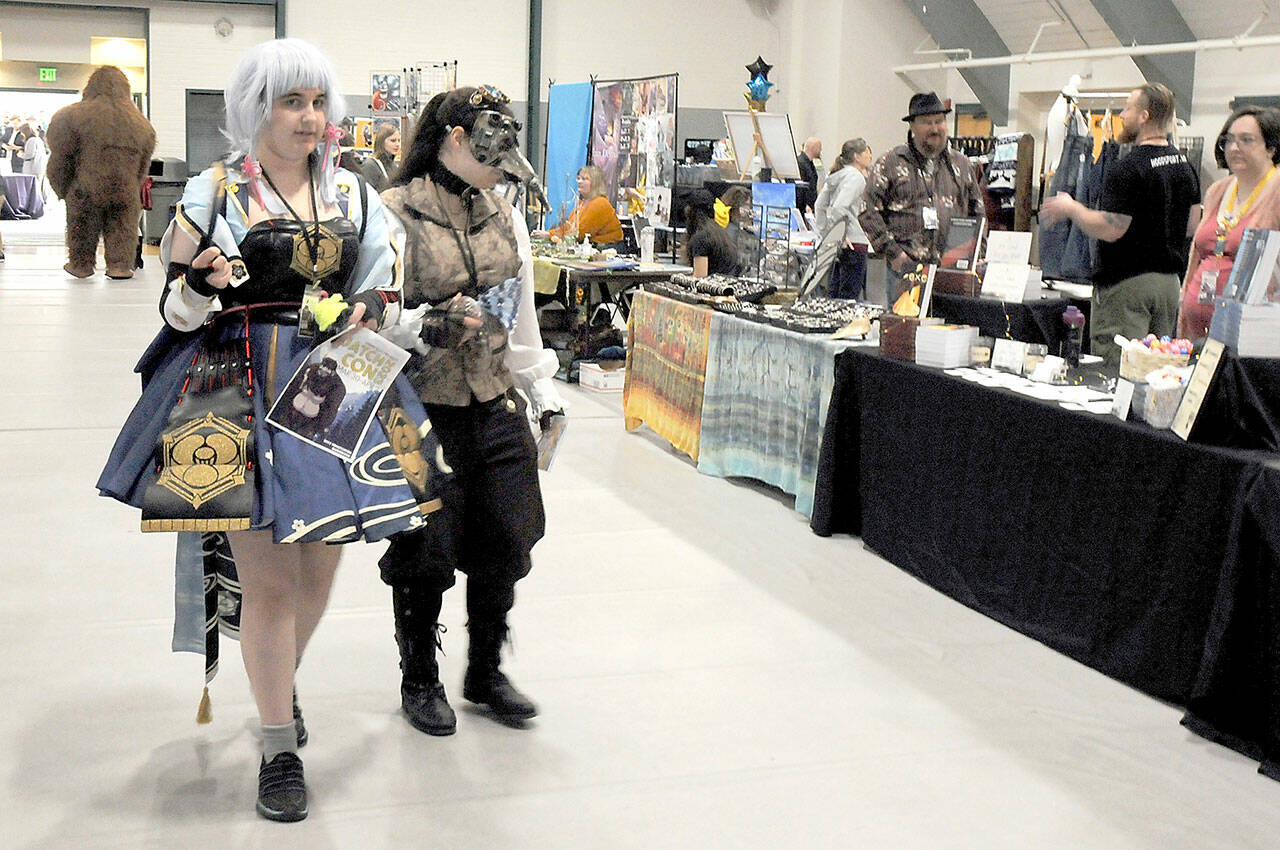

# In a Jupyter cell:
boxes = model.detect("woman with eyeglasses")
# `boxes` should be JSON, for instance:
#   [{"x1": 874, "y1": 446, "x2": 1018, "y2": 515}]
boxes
[{"x1": 1179, "y1": 105, "x2": 1280, "y2": 340}]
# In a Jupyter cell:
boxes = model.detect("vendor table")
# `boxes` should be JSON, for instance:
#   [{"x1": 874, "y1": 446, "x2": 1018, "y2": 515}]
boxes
[
  {"x1": 931, "y1": 292, "x2": 1069, "y2": 352},
  {"x1": 623, "y1": 289, "x2": 712, "y2": 461},
  {"x1": 811, "y1": 347, "x2": 1280, "y2": 778},
  {"x1": 537, "y1": 259, "x2": 693, "y2": 360},
  {"x1": 624, "y1": 289, "x2": 860, "y2": 515},
  {"x1": 0, "y1": 174, "x2": 44, "y2": 219},
  {"x1": 697, "y1": 311, "x2": 851, "y2": 517}
]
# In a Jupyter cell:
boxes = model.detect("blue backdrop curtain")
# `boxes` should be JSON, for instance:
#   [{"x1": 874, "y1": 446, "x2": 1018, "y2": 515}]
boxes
[{"x1": 543, "y1": 82, "x2": 594, "y2": 230}]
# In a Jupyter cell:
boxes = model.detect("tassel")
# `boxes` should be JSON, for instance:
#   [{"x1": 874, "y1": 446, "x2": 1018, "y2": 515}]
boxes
[
  {"x1": 240, "y1": 155, "x2": 267, "y2": 210},
  {"x1": 196, "y1": 685, "x2": 213, "y2": 724}
]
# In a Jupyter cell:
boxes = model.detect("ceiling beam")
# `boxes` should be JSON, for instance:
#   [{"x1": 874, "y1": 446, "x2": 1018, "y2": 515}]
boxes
[
  {"x1": 908, "y1": 0, "x2": 1011, "y2": 125},
  {"x1": 1087, "y1": 0, "x2": 1197, "y2": 119}
]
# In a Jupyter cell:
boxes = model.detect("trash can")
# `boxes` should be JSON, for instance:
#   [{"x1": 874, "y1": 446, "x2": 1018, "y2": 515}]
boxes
[{"x1": 144, "y1": 157, "x2": 188, "y2": 245}]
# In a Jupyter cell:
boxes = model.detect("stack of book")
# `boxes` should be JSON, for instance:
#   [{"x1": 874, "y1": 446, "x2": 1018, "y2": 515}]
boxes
[
  {"x1": 1209, "y1": 300, "x2": 1280, "y2": 357},
  {"x1": 914, "y1": 323, "x2": 979, "y2": 368}
]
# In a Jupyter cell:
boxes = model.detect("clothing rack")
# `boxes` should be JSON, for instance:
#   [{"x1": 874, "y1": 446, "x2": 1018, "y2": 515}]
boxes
[
  {"x1": 951, "y1": 136, "x2": 995, "y2": 157},
  {"x1": 950, "y1": 134, "x2": 1035, "y2": 231}
]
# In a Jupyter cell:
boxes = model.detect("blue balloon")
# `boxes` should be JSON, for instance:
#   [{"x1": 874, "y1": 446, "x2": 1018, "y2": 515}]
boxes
[{"x1": 747, "y1": 74, "x2": 774, "y2": 100}]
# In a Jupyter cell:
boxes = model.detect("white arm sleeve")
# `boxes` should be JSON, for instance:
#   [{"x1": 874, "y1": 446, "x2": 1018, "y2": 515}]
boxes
[{"x1": 505, "y1": 205, "x2": 566, "y2": 417}]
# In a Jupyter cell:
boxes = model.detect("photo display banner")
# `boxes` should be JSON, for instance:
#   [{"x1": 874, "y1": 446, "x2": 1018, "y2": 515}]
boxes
[{"x1": 590, "y1": 74, "x2": 678, "y2": 227}]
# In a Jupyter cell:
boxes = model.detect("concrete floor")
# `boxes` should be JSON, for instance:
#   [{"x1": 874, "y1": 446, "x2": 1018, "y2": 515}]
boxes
[{"x1": 2, "y1": 203, "x2": 1277, "y2": 848}]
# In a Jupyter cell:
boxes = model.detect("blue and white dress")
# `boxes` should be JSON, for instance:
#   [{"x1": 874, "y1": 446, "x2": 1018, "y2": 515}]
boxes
[{"x1": 98, "y1": 164, "x2": 445, "y2": 544}]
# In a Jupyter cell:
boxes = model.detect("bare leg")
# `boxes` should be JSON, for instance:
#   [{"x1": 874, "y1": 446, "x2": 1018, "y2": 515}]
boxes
[
  {"x1": 294, "y1": 541, "x2": 340, "y2": 659},
  {"x1": 230, "y1": 531, "x2": 340, "y2": 727}
]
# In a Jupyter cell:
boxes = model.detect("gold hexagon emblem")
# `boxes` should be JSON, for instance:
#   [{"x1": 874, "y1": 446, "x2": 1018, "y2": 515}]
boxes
[
  {"x1": 155, "y1": 411, "x2": 251, "y2": 508},
  {"x1": 384, "y1": 406, "x2": 429, "y2": 491},
  {"x1": 291, "y1": 223, "x2": 342, "y2": 281}
]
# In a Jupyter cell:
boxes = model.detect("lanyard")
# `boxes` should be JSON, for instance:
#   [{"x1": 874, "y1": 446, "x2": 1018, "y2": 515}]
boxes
[
  {"x1": 1216, "y1": 166, "x2": 1276, "y2": 255},
  {"x1": 260, "y1": 165, "x2": 322, "y2": 275}
]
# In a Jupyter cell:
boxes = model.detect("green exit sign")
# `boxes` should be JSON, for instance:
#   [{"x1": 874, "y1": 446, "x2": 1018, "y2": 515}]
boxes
[{"x1": 39, "y1": 67, "x2": 57, "y2": 82}]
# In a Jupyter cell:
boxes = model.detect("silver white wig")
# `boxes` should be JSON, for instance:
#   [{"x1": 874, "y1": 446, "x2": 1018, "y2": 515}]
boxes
[{"x1": 223, "y1": 38, "x2": 346, "y2": 207}]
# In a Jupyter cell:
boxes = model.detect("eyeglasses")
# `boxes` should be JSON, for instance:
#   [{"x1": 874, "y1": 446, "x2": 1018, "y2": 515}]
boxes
[{"x1": 1221, "y1": 133, "x2": 1263, "y2": 149}]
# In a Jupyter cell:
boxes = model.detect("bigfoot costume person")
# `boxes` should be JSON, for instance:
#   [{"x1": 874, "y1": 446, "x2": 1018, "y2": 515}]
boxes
[
  {"x1": 274, "y1": 357, "x2": 346, "y2": 442},
  {"x1": 46, "y1": 66, "x2": 156, "y2": 279}
]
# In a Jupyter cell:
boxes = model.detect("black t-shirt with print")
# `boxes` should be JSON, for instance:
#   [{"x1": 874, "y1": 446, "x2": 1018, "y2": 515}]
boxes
[{"x1": 1095, "y1": 143, "x2": 1200, "y2": 287}]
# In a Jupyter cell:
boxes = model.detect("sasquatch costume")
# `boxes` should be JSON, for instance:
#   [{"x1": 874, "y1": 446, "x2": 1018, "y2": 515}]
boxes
[{"x1": 46, "y1": 66, "x2": 156, "y2": 279}]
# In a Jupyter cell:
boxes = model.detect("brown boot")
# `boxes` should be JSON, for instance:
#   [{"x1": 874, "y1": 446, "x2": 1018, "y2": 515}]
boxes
[
  {"x1": 106, "y1": 266, "x2": 134, "y2": 280},
  {"x1": 64, "y1": 262, "x2": 95, "y2": 278}
]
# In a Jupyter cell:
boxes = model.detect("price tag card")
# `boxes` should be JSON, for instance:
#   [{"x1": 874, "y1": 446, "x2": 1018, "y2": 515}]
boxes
[
  {"x1": 1111, "y1": 379, "x2": 1135, "y2": 421},
  {"x1": 985, "y1": 231, "x2": 1033, "y2": 265},
  {"x1": 991, "y1": 338, "x2": 1029, "y2": 374}
]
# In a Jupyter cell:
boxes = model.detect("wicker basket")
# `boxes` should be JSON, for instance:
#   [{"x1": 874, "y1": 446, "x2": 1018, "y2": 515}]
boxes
[{"x1": 1119, "y1": 347, "x2": 1190, "y2": 381}]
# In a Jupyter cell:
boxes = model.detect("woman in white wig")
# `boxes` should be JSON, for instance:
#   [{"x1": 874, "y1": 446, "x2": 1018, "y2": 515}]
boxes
[{"x1": 98, "y1": 39, "x2": 447, "y2": 822}]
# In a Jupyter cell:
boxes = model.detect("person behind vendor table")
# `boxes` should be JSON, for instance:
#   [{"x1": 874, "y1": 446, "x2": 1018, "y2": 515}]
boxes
[
  {"x1": 1040, "y1": 83, "x2": 1201, "y2": 366},
  {"x1": 858, "y1": 92, "x2": 984, "y2": 305},
  {"x1": 361, "y1": 123, "x2": 401, "y2": 192},
  {"x1": 814, "y1": 137, "x2": 873, "y2": 299},
  {"x1": 94, "y1": 38, "x2": 429, "y2": 824},
  {"x1": 533, "y1": 164, "x2": 623, "y2": 245},
  {"x1": 796, "y1": 136, "x2": 823, "y2": 217},
  {"x1": 682, "y1": 187, "x2": 741, "y2": 277},
  {"x1": 1178, "y1": 105, "x2": 1280, "y2": 341},
  {"x1": 376, "y1": 84, "x2": 567, "y2": 740}
]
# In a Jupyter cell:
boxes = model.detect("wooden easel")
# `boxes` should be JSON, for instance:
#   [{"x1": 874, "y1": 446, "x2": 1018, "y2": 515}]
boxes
[{"x1": 737, "y1": 105, "x2": 776, "y2": 180}]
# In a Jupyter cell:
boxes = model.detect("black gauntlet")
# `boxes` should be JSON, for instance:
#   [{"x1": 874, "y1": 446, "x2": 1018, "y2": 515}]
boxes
[{"x1": 166, "y1": 261, "x2": 219, "y2": 298}]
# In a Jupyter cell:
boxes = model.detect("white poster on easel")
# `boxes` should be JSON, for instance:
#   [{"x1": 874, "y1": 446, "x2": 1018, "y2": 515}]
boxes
[{"x1": 723, "y1": 112, "x2": 801, "y2": 179}]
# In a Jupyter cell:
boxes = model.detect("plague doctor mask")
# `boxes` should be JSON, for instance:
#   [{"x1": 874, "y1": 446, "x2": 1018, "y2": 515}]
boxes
[{"x1": 468, "y1": 108, "x2": 550, "y2": 209}]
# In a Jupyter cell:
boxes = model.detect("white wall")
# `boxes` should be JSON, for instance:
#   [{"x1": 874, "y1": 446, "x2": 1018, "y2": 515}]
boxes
[
  {"x1": 0, "y1": 5, "x2": 144, "y2": 63},
  {"x1": 786, "y1": 0, "x2": 947, "y2": 161},
  {"x1": 540, "y1": 0, "x2": 789, "y2": 111},
  {"x1": 286, "y1": 0, "x2": 530, "y2": 104}
]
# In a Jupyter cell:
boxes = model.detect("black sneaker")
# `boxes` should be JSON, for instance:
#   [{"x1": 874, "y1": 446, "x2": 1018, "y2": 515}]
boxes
[
  {"x1": 293, "y1": 688, "x2": 307, "y2": 747},
  {"x1": 256, "y1": 752, "x2": 308, "y2": 822}
]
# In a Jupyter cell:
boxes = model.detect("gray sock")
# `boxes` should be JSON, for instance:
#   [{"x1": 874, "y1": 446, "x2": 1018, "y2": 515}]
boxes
[{"x1": 262, "y1": 722, "x2": 298, "y2": 762}]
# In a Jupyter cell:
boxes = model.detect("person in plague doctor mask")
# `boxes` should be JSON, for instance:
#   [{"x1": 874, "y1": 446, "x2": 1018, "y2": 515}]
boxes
[{"x1": 376, "y1": 85, "x2": 564, "y2": 739}]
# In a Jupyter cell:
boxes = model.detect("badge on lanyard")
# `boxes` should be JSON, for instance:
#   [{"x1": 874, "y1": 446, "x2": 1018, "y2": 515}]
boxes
[
  {"x1": 1199, "y1": 269, "x2": 1219, "y2": 304},
  {"x1": 922, "y1": 206, "x2": 939, "y2": 230},
  {"x1": 297, "y1": 283, "x2": 324, "y2": 338}
]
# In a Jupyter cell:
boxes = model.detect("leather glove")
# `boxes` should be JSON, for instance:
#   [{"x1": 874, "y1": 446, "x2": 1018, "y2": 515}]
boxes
[{"x1": 418, "y1": 294, "x2": 481, "y2": 349}]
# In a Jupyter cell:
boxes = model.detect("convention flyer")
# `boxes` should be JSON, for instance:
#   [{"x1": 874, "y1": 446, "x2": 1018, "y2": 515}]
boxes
[{"x1": 266, "y1": 328, "x2": 409, "y2": 462}]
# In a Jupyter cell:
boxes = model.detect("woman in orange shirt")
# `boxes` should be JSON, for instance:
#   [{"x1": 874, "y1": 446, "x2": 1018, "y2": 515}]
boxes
[{"x1": 534, "y1": 165, "x2": 623, "y2": 244}]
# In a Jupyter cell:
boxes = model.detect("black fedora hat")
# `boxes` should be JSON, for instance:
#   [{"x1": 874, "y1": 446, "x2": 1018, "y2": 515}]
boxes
[{"x1": 902, "y1": 91, "x2": 951, "y2": 121}]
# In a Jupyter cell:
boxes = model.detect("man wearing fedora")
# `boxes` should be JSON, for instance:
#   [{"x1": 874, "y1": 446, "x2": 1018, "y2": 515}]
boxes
[{"x1": 860, "y1": 91, "x2": 984, "y2": 304}]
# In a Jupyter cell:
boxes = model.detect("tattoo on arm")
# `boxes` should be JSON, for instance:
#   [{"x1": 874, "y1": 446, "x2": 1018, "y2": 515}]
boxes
[{"x1": 1102, "y1": 211, "x2": 1131, "y2": 230}]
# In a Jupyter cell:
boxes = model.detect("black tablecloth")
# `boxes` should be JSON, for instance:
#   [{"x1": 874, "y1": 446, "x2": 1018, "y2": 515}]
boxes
[
  {"x1": 931, "y1": 293, "x2": 1070, "y2": 353},
  {"x1": 0, "y1": 174, "x2": 44, "y2": 219},
  {"x1": 813, "y1": 347, "x2": 1280, "y2": 777},
  {"x1": 1193, "y1": 354, "x2": 1280, "y2": 452}
]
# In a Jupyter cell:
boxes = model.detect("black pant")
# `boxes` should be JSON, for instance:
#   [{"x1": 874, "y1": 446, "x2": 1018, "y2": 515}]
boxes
[
  {"x1": 379, "y1": 391, "x2": 545, "y2": 592},
  {"x1": 829, "y1": 247, "x2": 867, "y2": 300}
]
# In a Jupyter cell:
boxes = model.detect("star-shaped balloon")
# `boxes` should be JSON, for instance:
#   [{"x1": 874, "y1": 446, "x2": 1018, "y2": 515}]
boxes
[
  {"x1": 746, "y1": 75, "x2": 774, "y2": 101},
  {"x1": 746, "y1": 56, "x2": 773, "y2": 81}
]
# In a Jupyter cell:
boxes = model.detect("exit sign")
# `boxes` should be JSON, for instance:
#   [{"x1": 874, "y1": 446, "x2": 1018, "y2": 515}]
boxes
[{"x1": 39, "y1": 67, "x2": 57, "y2": 82}]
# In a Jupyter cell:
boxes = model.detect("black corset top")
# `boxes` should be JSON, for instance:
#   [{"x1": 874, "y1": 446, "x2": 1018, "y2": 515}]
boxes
[{"x1": 223, "y1": 217, "x2": 361, "y2": 307}]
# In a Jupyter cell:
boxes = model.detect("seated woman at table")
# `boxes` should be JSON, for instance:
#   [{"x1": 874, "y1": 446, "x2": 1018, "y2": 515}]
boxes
[
  {"x1": 1179, "y1": 105, "x2": 1280, "y2": 341},
  {"x1": 681, "y1": 188, "x2": 741, "y2": 278},
  {"x1": 533, "y1": 165, "x2": 622, "y2": 245}
]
